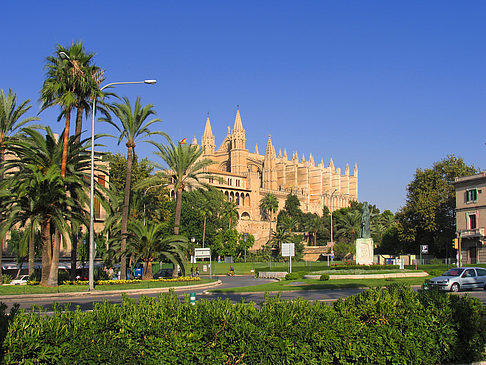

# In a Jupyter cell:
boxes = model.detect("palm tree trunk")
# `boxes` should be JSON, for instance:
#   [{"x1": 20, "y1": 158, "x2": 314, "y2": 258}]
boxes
[
  {"x1": 144, "y1": 260, "x2": 153, "y2": 280},
  {"x1": 40, "y1": 220, "x2": 51, "y2": 286},
  {"x1": 61, "y1": 108, "x2": 72, "y2": 179},
  {"x1": 120, "y1": 145, "x2": 134, "y2": 280},
  {"x1": 0, "y1": 149, "x2": 5, "y2": 284},
  {"x1": 47, "y1": 229, "x2": 61, "y2": 286},
  {"x1": 74, "y1": 106, "x2": 83, "y2": 143},
  {"x1": 173, "y1": 187, "x2": 183, "y2": 235},
  {"x1": 202, "y1": 215, "x2": 207, "y2": 248},
  {"x1": 70, "y1": 233, "x2": 78, "y2": 280},
  {"x1": 28, "y1": 230, "x2": 34, "y2": 276},
  {"x1": 268, "y1": 211, "x2": 273, "y2": 241}
]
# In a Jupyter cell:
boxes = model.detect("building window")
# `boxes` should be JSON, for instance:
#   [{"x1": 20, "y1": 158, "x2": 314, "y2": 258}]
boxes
[
  {"x1": 209, "y1": 177, "x2": 214, "y2": 184},
  {"x1": 228, "y1": 178, "x2": 232, "y2": 186},
  {"x1": 468, "y1": 214, "x2": 477, "y2": 230},
  {"x1": 465, "y1": 189, "x2": 477, "y2": 203},
  {"x1": 236, "y1": 180, "x2": 240, "y2": 187}
]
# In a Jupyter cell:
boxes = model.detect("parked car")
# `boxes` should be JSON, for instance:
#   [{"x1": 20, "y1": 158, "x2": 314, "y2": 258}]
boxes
[
  {"x1": 428, "y1": 267, "x2": 486, "y2": 292},
  {"x1": 10, "y1": 275, "x2": 29, "y2": 285},
  {"x1": 153, "y1": 268, "x2": 181, "y2": 279}
]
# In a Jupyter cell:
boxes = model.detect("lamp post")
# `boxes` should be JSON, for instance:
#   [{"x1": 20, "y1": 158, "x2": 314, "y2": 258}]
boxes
[
  {"x1": 191, "y1": 237, "x2": 196, "y2": 276},
  {"x1": 329, "y1": 189, "x2": 338, "y2": 263},
  {"x1": 88, "y1": 79, "x2": 156, "y2": 291},
  {"x1": 243, "y1": 233, "x2": 248, "y2": 263}
]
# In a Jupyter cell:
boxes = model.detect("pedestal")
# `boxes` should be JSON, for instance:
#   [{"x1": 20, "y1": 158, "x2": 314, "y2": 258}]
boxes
[{"x1": 356, "y1": 238, "x2": 374, "y2": 265}]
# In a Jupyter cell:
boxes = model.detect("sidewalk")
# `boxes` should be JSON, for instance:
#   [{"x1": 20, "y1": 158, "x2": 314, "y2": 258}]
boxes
[{"x1": 0, "y1": 280, "x2": 222, "y2": 301}]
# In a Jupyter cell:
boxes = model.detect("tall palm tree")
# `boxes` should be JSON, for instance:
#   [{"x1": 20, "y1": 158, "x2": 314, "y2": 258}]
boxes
[
  {"x1": 127, "y1": 221, "x2": 188, "y2": 280},
  {"x1": 100, "y1": 96, "x2": 163, "y2": 280},
  {"x1": 221, "y1": 200, "x2": 238, "y2": 230},
  {"x1": 153, "y1": 137, "x2": 215, "y2": 236},
  {"x1": 0, "y1": 89, "x2": 39, "y2": 283},
  {"x1": 259, "y1": 193, "x2": 279, "y2": 241}
]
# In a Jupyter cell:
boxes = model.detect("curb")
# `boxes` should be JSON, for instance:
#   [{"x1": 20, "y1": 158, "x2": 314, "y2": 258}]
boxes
[{"x1": 0, "y1": 280, "x2": 222, "y2": 301}]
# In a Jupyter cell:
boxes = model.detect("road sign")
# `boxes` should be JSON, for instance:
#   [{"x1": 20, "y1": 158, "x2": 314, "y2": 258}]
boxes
[
  {"x1": 195, "y1": 248, "x2": 211, "y2": 259},
  {"x1": 281, "y1": 243, "x2": 295, "y2": 257},
  {"x1": 420, "y1": 245, "x2": 428, "y2": 254}
]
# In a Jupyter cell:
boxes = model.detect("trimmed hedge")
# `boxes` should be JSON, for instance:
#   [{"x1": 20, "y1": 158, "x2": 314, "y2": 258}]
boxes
[{"x1": 0, "y1": 285, "x2": 485, "y2": 364}]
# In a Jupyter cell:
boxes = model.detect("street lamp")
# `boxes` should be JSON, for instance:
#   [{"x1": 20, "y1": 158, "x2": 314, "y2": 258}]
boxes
[
  {"x1": 329, "y1": 189, "x2": 338, "y2": 263},
  {"x1": 191, "y1": 237, "x2": 196, "y2": 276},
  {"x1": 88, "y1": 79, "x2": 156, "y2": 291}
]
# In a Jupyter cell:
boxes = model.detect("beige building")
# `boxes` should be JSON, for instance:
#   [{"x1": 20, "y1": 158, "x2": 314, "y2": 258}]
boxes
[
  {"x1": 454, "y1": 173, "x2": 486, "y2": 264},
  {"x1": 195, "y1": 109, "x2": 358, "y2": 249}
]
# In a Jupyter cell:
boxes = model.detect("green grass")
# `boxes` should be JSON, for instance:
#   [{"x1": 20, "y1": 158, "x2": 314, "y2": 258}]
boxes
[
  {"x1": 0, "y1": 278, "x2": 215, "y2": 296},
  {"x1": 211, "y1": 276, "x2": 429, "y2": 293}
]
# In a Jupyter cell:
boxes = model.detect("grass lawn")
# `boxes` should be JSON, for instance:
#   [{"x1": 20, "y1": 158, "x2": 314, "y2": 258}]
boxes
[
  {"x1": 211, "y1": 276, "x2": 429, "y2": 293},
  {"x1": 0, "y1": 278, "x2": 215, "y2": 296}
]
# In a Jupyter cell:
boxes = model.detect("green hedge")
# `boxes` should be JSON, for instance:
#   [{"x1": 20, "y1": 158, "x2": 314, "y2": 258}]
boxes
[{"x1": 0, "y1": 285, "x2": 485, "y2": 364}]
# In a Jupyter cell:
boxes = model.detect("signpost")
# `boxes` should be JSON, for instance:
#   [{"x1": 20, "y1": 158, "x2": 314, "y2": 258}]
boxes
[
  {"x1": 195, "y1": 248, "x2": 212, "y2": 278},
  {"x1": 420, "y1": 245, "x2": 428, "y2": 265},
  {"x1": 281, "y1": 243, "x2": 295, "y2": 273}
]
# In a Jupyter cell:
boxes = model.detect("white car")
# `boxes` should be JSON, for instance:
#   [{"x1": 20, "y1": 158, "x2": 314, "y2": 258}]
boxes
[
  {"x1": 429, "y1": 267, "x2": 486, "y2": 292},
  {"x1": 10, "y1": 275, "x2": 29, "y2": 285}
]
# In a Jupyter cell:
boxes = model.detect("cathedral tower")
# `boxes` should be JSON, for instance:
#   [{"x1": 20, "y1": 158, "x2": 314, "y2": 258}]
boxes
[
  {"x1": 230, "y1": 109, "x2": 248, "y2": 174},
  {"x1": 202, "y1": 115, "x2": 215, "y2": 155}
]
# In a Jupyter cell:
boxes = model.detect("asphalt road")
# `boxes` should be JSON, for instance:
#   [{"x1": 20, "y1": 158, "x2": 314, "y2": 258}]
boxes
[{"x1": 2, "y1": 275, "x2": 486, "y2": 312}]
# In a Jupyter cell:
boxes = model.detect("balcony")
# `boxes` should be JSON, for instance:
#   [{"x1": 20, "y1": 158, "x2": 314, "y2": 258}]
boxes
[{"x1": 461, "y1": 228, "x2": 485, "y2": 238}]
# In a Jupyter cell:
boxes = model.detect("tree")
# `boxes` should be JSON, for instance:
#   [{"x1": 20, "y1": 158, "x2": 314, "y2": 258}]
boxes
[
  {"x1": 260, "y1": 193, "x2": 279, "y2": 241},
  {"x1": 302, "y1": 214, "x2": 322, "y2": 246},
  {"x1": 284, "y1": 193, "x2": 302, "y2": 219},
  {"x1": 126, "y1": 220, "x2": 188, "y2": 280},
  {"x1": 396, "y1": 155, "x2": 477, "y2": 257},
  {"x1": 0, "y1": 89, "x2": 39, "y2": 283},
  {"x1": 100, "y1": 96, "x2": 163, "y2": 280},
  {"x1": 1, "y1": 127, "x2": 104, "y2": 286},
  {"x1": 335, "y1": 210, "x2": 361, "y2": 243},
  {"x1": 153, "y1": 137, "x2": 215, "y2": 236}
]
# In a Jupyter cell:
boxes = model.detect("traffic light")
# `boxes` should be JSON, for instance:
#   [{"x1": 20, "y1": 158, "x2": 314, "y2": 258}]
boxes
[{"x1": 452, "y1": 238, "x2": 458, "y2": 249}]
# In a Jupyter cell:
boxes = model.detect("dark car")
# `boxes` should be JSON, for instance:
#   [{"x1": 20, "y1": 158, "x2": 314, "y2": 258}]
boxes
[{"x1": 153, "y1": 268, "x2": 181, "y2": 279}]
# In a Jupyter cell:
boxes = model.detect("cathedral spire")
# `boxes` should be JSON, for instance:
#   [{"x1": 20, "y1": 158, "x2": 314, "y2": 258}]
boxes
[
  {"x1": 203, "y1": 114, "x2": 213, "y2": 139},
  {"x1": 283, "y1": 149, "x2": 288, "y2": 160},
  {"x1": 328, "y1": 158, "x2": 335, "y2": 171},
  {"x1": 309, "y1": 153, "x2": 314, "y2": 166},
  {"x1": 264, "y1": 134, "x2": 276, "y2": 159},
  {"x1": 231, "y1": 108, "x2": 246, "y2": 150},
  {"x1": 202, "y1": 114, "x2": 215, "y2": 155},
  {"x1": 255, "y1": 144, "x2": 259, "y2": 154},
  {"x1": 345, "y1": 163, "x2": 350, "y2": 176},
  {"x1": 301, "y1": 153, "x2": 306, "y2": 163},
  {"x1": 354, "y1": 162, "x2": 358, "y2": 177},
  {"x1": 233, "y1": 108, "x2": 244, "y2": 132},
  {"x1": 278, "y1": 149, "x2": 282, "y2": 158}
]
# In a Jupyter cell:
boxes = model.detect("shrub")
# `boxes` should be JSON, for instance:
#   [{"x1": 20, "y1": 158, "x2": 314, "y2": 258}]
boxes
[
  {"x1": 1, "y1": 275, "x2": 12, "y2": 284},
  {"x1": 285, "y1": 272, "x2": 301, "y2": 280},
  {"x1": 1, "y1": 285, "x2": 484, "y2": 364},
  {"x1": 320, "y1": 274, "x2": 330, "y2": 281}
]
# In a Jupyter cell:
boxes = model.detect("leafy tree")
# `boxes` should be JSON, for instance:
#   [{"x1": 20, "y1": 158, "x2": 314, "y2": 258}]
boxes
[
  {"x1": 104, "y1": 153, "x2": 154, "y2": 194},
  {"x1": 259, "y1": 193, "x2": 279, "y2": 241},
  {"x1": 100, "y1": 96, "x2": 163, "y2": 280},
  {"x1": 335, "y1": 210, "x2": 361, "y2": 243},
  {"x1": 284, "y1": 193, "x2": 302, "y2": 219},
  {"x1": 396, "y1": 155, "x2": 477, "y2": 257}
]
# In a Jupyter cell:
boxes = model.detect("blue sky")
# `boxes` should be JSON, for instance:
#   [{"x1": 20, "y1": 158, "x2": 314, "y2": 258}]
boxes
[{"x1": 2, "y1": 1, "x2": 485, "y2": 213}]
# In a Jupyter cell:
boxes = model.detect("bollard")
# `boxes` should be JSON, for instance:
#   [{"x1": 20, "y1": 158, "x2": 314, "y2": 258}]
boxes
[{"x1": 190, "y1": 292, "x2": 196, "y2": 305}]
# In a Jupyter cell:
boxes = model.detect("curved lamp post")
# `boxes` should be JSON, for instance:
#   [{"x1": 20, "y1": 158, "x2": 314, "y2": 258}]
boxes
[{"x1": 89, "y1": 80, "x2": 156, "y2": 291}]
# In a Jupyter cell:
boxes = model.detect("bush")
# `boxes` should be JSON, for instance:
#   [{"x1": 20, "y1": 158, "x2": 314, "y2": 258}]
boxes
[
  {"x1": 1, "y1": 285, "x2": 484, "y2": 364},
  {"x1": 1, "y1": 275, "x2": 12, "y2": 284},
  {"x1": 285, "y1": 272, "x2": 302, "y2": 280},
  {"x1": 425, "y1": 269, "x2": 444, "y2": 277},
  {"x1": 320, "y1": 274, "x2": 330, "y2": 281}
]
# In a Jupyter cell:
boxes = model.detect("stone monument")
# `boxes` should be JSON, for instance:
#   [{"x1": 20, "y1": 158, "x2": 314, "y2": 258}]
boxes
[{"x1": 355, "y1": 202, "x2": 374, "y2": 265}]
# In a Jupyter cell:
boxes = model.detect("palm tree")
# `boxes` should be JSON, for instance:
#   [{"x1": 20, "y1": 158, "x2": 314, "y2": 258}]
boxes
[
  {"x1": 335, "y1": 210, "x2": 361, "y2": 243},
  {"x1": 221, "y1": 200, "x2": 238, "y2": 230},
  {"x1": 1, "y1": 127, "x2": 103, "y2": 286},
  {"x1": 0, "y1": 89, "x2": 39, "y2": 283},
  {"x1": 153, "y1": 137, "x2": 215, "y2": 236},
  {"x1": 100, "y1": 96, "x2": 163, "y2": 280},
  {"x1": 127, "y1": 220, "x2": 188, "y2": 280},
  {"x1": 270, "y1": 226, "x2": 292, "y2": 249},
  {"x1": 259, "y1": 193, "x2": 279, "y2": 241},
  {"x1": 304, "y1": 215, "x2": 322, "y2": 246}
]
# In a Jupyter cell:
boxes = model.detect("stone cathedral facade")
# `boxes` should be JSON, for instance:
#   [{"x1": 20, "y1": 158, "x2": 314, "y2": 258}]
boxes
[{"x1": 194, "y1": 109, "x2": 359, "y2": 249}]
